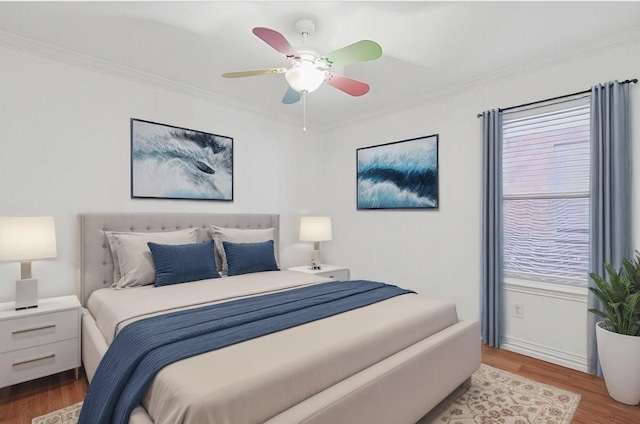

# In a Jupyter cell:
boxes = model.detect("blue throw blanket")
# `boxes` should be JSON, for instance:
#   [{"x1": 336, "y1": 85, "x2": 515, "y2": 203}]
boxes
[{"x1": 79, "y1": 280, "x2": 414, "y2": 424}]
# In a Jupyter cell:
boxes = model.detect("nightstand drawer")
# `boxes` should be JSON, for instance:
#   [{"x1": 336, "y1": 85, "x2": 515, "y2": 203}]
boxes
[
  {"x1": 317, "y1": 269, "x2": 350, "y2": 280},
  {"x1": 0, "y1": 309, "x2": 79, "y2": 353},
  {"x1": 0, "y1": 338, "x2": 79, "y2": 388}
]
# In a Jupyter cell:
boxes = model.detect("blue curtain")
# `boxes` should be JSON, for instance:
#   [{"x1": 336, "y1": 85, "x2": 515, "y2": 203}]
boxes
[
  {"x1": 481, "y1": 109, "x2": 503, "y2": 347},
  {"x1": 588, "y1": 81, "x2": 632, "y2": 376}
]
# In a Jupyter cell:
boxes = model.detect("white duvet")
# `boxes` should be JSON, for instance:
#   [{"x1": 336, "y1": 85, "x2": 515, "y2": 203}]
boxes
[{"x1": 85, "y1": 271, "x2": 460, "y2": 424}]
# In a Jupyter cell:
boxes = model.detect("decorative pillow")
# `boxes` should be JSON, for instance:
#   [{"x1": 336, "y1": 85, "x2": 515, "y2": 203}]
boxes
[
  {"x1": 209, "y1": 226, "x2": 276, "y2": 275},
  {"x1": 223, "y1": 240, "x2": 280, "y2": 276},
  {"x1": 148, "y1": 240, "x2": 220, "y2": 287},
  {"x1": 109, "y1": 228, "x2": 198, "y2": 288}
]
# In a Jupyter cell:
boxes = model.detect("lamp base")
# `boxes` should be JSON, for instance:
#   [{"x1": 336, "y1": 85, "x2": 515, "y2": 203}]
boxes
[
  {"x1": 15, "y1": 278, "x2": 38, "y2": 310},
  {"x1": 310, "y1": 250, "x2": 321, "y2": 270}
]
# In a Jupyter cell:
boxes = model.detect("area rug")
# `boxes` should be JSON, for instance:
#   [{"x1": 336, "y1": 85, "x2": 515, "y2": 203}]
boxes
[
  {"x1": 423, "y1": 364, "x2": 581, "y2": 424},
  {"x1": 31, "y1": 401, "x2": 82, "y2": 424},
  {"x1": 32, "y1": 364, "x2": 580, "y2": 424}
]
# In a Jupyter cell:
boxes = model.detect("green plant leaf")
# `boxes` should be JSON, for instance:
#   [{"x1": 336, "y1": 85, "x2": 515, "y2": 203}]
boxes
[{"x1": 589, "y1": 256, "x2": 640, "y2": 336}]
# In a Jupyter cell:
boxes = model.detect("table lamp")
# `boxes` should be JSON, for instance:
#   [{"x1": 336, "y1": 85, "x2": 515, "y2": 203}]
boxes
[
  {"x1": 0, "y1": 217, "x2": 57, "y2": 310},
  {"x1": 299, "y1": 216, "x2": 332, "y2": 270}
]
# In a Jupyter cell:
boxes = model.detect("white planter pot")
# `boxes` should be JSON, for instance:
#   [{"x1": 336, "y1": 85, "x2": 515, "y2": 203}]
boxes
[{"x1": 596, "y1": 321, "x2": 640, "y2": 405}]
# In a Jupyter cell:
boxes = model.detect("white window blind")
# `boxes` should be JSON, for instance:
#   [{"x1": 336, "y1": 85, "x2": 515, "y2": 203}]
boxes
[{"x1": 502, "y1": 99, "x2": 590, "y2": 287}]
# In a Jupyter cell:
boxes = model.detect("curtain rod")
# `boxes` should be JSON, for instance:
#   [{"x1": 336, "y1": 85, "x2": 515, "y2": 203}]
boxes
[{"x1": 476, "y1": 78, "x2": 637, "y2": 118}]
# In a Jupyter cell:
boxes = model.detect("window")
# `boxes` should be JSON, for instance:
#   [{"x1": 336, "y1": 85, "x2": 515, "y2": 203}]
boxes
[{"x1": 502, "y1": 98, "x2": 590, "y2": 287}]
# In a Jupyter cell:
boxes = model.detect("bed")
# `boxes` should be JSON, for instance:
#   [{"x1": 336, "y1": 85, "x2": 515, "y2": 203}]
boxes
[{"x1": 77, "y1": 212, "x2": 480, "y2": 424}]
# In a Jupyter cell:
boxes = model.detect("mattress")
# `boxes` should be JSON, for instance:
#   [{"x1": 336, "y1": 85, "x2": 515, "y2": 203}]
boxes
[{"x1": 86, "y1": 271, "x2": 461, "y2": 424}]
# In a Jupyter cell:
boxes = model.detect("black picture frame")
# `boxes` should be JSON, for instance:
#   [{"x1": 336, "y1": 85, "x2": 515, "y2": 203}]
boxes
[
  {"x1": 356, "y1": 134, "x2": 439, "y2": 210},
  {"x1": 130, "y1": 119, "x2": 233, "y2": 201}
]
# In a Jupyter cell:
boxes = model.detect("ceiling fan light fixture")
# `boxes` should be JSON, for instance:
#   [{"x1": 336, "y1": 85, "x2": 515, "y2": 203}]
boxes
[
  {"x1": 222, "y1": 20, "x2": 381, "y2": 120},
  {"x1": 285, "y1": 64, "x2": 325, "y2": 93}
]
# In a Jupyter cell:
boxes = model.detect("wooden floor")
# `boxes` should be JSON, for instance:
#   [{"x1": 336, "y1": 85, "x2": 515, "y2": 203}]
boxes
[
  {"x1": 0, "y1": 369, "x2": 88, "y2": 424},
  {"x1": 1, "y1": 346, "x2": 639, "y2": 423}
]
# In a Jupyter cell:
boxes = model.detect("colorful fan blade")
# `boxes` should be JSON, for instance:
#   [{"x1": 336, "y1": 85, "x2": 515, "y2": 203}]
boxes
[
  {"x1": 321, "y1": 40, "x2": 382, "y2": 66},
  {"x1": 221, "y1": 68, "x2": 286, "y2": 78},
  {"x1": 282, "y1": 87, "x2": 301, "y2": 104},
  {"x1": 325, "y1": 73, "x2": 370, "y2": 96},
  {"x1": 222, "y1": 68, "x2": 287, "y2": 78},
  {"x1": 253, "y1": 27, "x2": 296, "y2": 57}
]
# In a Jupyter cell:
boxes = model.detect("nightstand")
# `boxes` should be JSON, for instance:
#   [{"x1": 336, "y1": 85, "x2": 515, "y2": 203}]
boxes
[
  {"x1": 288, "y1": 265, "x2": 350, "y2": 281},
  {"x1": 0, "y1": 295, "x2": 81, "y2": 388}
]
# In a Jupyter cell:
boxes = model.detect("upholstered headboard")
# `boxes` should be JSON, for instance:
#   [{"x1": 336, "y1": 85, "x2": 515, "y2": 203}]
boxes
[{"x1": 77, "y1": 212, "x2": 280, "y2": 306}]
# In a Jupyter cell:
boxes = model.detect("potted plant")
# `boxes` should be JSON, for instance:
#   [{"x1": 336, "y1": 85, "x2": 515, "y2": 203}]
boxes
[{"x1": 589, "y1": 251, "x2": 640, "y2": 405}]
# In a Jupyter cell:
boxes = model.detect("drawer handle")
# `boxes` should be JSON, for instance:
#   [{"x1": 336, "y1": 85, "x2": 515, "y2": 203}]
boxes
[
  {"x1": 12, "y1": 324, "x2": 56, "y2": 335},
  {"x1": 12, "y1": 353, "x2": 56, "y2": 367}
]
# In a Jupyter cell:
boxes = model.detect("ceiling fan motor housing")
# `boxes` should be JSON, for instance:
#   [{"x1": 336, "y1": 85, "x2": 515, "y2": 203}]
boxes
[{"x1": 294, "y1": 18, "x2": 316, "y2": 37}]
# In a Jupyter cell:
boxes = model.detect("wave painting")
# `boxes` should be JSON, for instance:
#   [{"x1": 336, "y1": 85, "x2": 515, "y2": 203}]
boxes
[
  {"x1": 131, "y1": 119, "x2": 233, "y2": 200},
  {"x1": 357, "y1": 135, "x2": 438, "y2": 209}
]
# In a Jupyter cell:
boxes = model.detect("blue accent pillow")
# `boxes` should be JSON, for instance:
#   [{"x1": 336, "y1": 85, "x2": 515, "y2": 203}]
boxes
[
  {"x1": 148, "y1": 240, "x2": 220, "y2": 287},
  {"x1": 223, "y1": 240, "x2": 279, "y2": 276}
]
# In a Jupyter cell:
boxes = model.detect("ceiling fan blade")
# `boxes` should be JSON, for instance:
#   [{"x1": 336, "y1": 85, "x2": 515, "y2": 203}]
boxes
[
  {"x1": 321, "y1": 40, "x2": 382, "y2": 66},
  {"x1": 221, "y1": 68, "x2": 286, "y2": 78},
  {"x1": 253, "y1": 27, "x2": 296, "y2": 57},
  {"x1": 282, "y1": 87, "x2": 301, "y2": 104},
  {"x1": 325, "y1": 73, "x2": 370, "y2": 97}
]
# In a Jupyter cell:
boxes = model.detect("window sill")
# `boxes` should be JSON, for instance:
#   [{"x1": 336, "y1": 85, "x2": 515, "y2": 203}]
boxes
[{"x1": 503, "y1": 278, "x2": 588, "y2": 303}]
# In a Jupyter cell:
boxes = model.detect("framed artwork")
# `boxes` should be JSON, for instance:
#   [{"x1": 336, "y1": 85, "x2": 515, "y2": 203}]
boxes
[
  {"x1": 356, "y1": 134, "x2": 439, "y2": 210},
  {"x1": 130, "y1": 119, "x2": 233, "y2": 201}
]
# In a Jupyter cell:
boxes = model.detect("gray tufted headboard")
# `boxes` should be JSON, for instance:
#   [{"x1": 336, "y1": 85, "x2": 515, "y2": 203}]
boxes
[{"x1": 77, "y1": 212, "x2": 280, "y2": 306}]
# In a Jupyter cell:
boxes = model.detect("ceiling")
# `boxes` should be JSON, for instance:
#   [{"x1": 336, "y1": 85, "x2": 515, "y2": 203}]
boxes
[{"x1": 1, "y1": 1, "x2": 640, "y2": 128}]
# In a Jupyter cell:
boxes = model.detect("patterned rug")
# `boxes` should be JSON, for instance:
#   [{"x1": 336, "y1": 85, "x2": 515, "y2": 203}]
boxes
[
  {"x1": 32, "y1": 402, "x2": 82, "y2": 424},
  {"x1": 423, "y1": 364, "x2": 581, "y2": 424},
  {"x1": 32, "y1": 364, "x2": 580, "y2": 424}
]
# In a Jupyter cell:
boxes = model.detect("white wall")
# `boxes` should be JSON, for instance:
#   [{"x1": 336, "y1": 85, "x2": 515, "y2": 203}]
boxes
[
  {"x1": 501, "y1": 282, "x2": 588, "y2": 371},
  {"x1": 321, "y1": 41, "x2": 640, "y2": 371},
  {"x1": 0, "y1": 44, "x2": 325, "y2": 303}
]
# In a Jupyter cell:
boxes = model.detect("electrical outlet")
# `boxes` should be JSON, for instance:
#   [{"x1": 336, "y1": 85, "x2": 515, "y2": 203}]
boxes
[{"x1": 512, "y1": 303, "x2": 524, "y2": 319}]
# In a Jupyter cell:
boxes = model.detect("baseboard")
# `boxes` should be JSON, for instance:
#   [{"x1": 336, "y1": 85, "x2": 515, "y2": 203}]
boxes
[{"x1": 501, "y1": 335, "x2": 588, "y2": 373}]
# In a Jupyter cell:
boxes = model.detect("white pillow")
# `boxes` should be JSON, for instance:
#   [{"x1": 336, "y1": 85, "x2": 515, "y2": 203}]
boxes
[
  {"x1": 209, "y1": 226, "x2": 276, "y2": 276},
  {"x1": 108, "y1": 228, "x2": 198, "y2": 288},
  {"x1": 105, "y1": 231, "x2": 125, "y2": 286}
]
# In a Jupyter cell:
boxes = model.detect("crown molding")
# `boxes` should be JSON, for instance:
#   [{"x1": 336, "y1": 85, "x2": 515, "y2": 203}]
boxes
[
  {"x1": 0, "y1": 30, "x2": 306, "y2": 129},
  {"x1": 329, "y1": 25, "x2": 640, "y2": 130}
]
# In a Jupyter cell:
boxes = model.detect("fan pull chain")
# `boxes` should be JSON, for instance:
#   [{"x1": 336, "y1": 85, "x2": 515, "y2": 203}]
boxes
[{"x1": 302, "y1": 91, "x2": 307, "y2": 131}]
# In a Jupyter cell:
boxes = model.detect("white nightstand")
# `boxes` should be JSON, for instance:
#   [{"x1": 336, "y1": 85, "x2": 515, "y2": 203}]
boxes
[
  {"x1": 0, "y1": 295, "x2": 81, "y2": 388},
  {"x1": 288, "y1": 265, "x2": 350, "y2": 281}
]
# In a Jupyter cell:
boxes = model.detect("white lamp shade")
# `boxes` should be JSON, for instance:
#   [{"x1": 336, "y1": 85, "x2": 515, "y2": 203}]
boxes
[
  {"x1": 299, "y1": 216, "x2": 332, "y2": 242},
  {"x1": 285, "y1": 64, "x2": 325, "y2": 93},
  {"x1": 0, "y1": 217, "x2": 57, "y2": 261}
]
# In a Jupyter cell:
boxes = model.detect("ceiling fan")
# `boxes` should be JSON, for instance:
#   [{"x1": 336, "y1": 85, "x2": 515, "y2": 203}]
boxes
[{"x1": 221, "y1": 18, "x2": 383, "y2": 105}]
